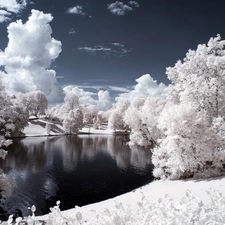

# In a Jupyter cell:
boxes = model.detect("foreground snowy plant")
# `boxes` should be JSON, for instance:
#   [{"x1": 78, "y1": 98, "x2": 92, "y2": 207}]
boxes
[
  {"x1": 88, "y1": 190, "x2": 225, "y2": 225},
  {"x1": 1, "y1": 190, "x2": 225, "y2": 224}
]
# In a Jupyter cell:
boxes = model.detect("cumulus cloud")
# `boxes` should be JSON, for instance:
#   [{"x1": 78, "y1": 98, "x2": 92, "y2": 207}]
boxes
[
  {"x1": 63, "y1": 75, "x2": 164, "y2": 110},
  {"x1": 0, "y1": 9, "x2": 11, "y2": 22},
  {"x1": 67, "y1": 5, "x2": 86, "y2": 15},
  {"x1": 0, "y1": 9, "x2": 65, "y2": 104},
  {"x1": 0, "y1": 0, "x2": 27, "y2": 22},
  {"x1": 78, "y1": 43, "x2": 132, "y2": 57},
  {"x1": 117, "y1": 74, "x2": 166, "y2": 100},
  {"x1": 97, "y1": 90, "x2": 112, "y2": 110},
  {"x1": 107, "y1": 1, "x2": 133, "y2": 16},
  {"x1": 63, "y1": 86, "x2": 112, "y2": 110},
  {"x1": 63, "y1": 86, "x2": 97, "y2": 106}
]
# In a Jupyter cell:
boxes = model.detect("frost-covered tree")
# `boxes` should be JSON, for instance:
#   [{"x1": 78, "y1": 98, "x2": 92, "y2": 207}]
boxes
[
  {"x1": 0, "y1": 76, "x2": 17, "y2": 196},
  {"x1": 124, "y1": 96, "x2": 165, "y2": 147},
  {"x1": 47, "y1": 92, "x2": 81, "y2": 123},
  {"x1": 46, "y1": 107, "x2": 60, "y2": 121},
  {"x1": 63, "y1": 108, "x2": 83, "y2": 134},
  {"x1": 82, "y1": 105, "x2": 99, "y2": 126},
  {"x1": 61, "y1": 92, "x2": 79, "y2": 114},
  {"x1": 32, "y1": 90, "x2": 48, "y2": 116},
  {"x1": 108, "y1": 98, "x2": 130, "y2": 131},
  {"x1": 3, "y1": 102, "x2": 29, "y2": 136},
  {"x1": 153, "y1": 35, "x2": 225, "y2": 179},
  {"x1": 12, "y1": 90, "x2": 48, "y2": 117}
]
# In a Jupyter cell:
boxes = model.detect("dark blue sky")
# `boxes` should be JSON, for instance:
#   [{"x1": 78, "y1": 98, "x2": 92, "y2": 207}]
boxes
[{"x1": 1, "y1": 0, "x2": 225, "y2": 90}]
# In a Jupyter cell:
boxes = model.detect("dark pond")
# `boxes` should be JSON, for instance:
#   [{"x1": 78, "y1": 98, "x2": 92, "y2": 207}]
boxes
[{"x1": 0, "y1": 135, "x2": 154, "y2": 219}]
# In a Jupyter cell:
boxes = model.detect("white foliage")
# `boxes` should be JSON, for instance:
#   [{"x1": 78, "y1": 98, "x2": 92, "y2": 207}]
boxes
[
  {"x1": 82, "y1": 105, "x2": 99, "y2": 125},
  {"x1": 108, "y1": 98, "x2": 130, "y2": 130},
  {"x1": 153, "y1": 35, "x2": 225, "y2": 179},
  {"x1": 63, "y1": 108, "x2": 83, "y2": 134},
  {"x1": 124, "y1": 96, "x2": 165, "y2": 147},
  {"x1": 12, "y1": 90, "x2": 48, "y2": 117}
]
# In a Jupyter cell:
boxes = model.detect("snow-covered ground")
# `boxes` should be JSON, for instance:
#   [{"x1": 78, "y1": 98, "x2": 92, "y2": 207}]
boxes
[
  {"x1": 8, "y1": 119, "x2": 225, "y2": 224},
  {"x1": 34, "y1": 176, "x2": 225, "y2": 224},
  {"x1": 20, "y1": 119, "x2": 116, "y2": 136},
  {"x1": 21, "y1": 119, "x2": 127, "y2": 136}
]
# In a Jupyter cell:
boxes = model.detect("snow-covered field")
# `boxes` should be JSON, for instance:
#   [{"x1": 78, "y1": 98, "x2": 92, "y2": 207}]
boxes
[{"x1": 7, "y1": 119, "x2": 225, "y2": 224}]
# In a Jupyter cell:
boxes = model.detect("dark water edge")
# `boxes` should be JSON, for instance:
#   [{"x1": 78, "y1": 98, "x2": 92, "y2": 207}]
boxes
[{"x1": 0, "y1": 135, "x2": 154, "y2": 220}]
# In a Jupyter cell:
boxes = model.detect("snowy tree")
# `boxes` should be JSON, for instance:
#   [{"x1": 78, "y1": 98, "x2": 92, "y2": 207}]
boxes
[
  {"x1": 82, "y1": 105, "x2": 99, "y2": 126},
  {"x1": 153, "y1": 35, "x2": 225, "y2": 179},
  {"x1": 32, "y1": 90, "x2": 48, "y2": 116},
  {"x1": 63, "y1": 108, "x2": 83, "y2": 134},
  {"x1": 124, "y1": 96, "x2": 165, "y2": 147},
  {"x1": 55, "y1": 92, "x2": 81, "y2": 122},
  {"x1": 62, "y1": 92, "x2": 79, "y2": 114},
  {"x1": 12, "y1": 90, "x2": 48, "y2": 117},
  {"x1": 108, "y1": 98, "x2": 130, "y2": 131},
  {"x1": 46, "y1": 107, "x2": 61, "y2": 121},
  {"x1": 0, "y1": 76, "x2": 17, "y2": 196},
  {"x1": 4, "y1": 102, "x2": 29, "y2": 136}
]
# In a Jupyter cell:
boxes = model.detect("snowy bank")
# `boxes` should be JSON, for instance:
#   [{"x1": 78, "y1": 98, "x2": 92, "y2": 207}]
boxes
[
  {"x1": 35, "y1": 176, "x2": 225, "y2": 224},
  {"x1": 17, "y1": 119, "x2": 128, "y2": 137}
]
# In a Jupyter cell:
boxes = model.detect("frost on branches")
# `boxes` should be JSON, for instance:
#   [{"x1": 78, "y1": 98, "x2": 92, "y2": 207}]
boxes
[
  {"x1": 62, "y1": 93, "x2": 83, "y2": 134},
  {"x1": 0, "y1": 75, "x2": 23, "y2": 196},
  {"x1": 124, "y1": 95, "x2": 165, "y2": 147},
  {"x1": 152, "y1": 35, "x2": 225, "y2": 179},
  {"x1": 108, "y1": 98, "x2": 130, "y2": 131}
]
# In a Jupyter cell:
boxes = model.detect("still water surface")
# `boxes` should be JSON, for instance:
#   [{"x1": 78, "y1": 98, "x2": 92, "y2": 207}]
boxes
[{"x1": 0, "y1": 135, "x2": 153, "y2": 218}]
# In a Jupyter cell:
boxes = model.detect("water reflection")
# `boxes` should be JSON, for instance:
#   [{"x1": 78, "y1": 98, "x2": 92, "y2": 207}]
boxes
[
  {"x1": 0, "y1": 135, "x2": 153, "y2": 219},
  {"x1": 4, "y1": 137, "x2": 47, "y2": 173}
]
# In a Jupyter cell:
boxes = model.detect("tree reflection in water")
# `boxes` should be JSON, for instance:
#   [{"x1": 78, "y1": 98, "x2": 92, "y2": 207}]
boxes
[{"x1": 0, "y1": 135, "x2": 153, "y2": 219}]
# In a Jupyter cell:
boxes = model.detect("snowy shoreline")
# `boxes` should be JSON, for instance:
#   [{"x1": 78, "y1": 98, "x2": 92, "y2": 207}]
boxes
[
  {"x1": 36, "y1": 176, "x2": 225, "y2": 224},
  {"x1": 13, "y1": 118, "x2": 129, "y2": 138}
]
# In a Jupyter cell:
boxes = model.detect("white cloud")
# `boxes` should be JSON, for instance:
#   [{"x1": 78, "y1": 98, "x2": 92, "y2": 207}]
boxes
[
  {"x1": 63, "y1": 85, "x2": 97, "y2": 106},
  {"x1": 78, "y1": 43, "x2": 132, "y2": 57},
  {"x1": 0, "y1": 9, "x2": 10, "y2": 22},
  {"x1": 0, "y1": 9, "x2": 65, "y2": 104},
  {"x1": 128, "y1": 1, "x2": 139, "y2": 8},
  {"x1": 111, "y1": 42, "x2": 125, "y2": 47},
  {"x1": 108, "y1": 85, "x2": 131, "y2": 93},
  {"x1": 0, "y1": 0, "x2": 26, "y2": 13},
  {"x1": 69, "y1": 29, "x2": 76, "y2": 34},
  {"x1": 107, "y1": 1, "x2": 133, "y2": 16},
  {"x1": 117, "y1": 74, "x2": 166, "y2": 101},
  {"x1": 67, "y1": 5, "x2": 86, "y2": 15},
  {"x1": 78, "y1": 46, "x2": 112, "y2": 54},
  {"x1": 0, "y1": 0, "x2": 27, "y2": 22},
  {"x1": 63, "y1": 86, "x2": 112, "y2": 110},
  {"x1": 97, "y1": 90, "x2": 112, "y2": 110}
]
